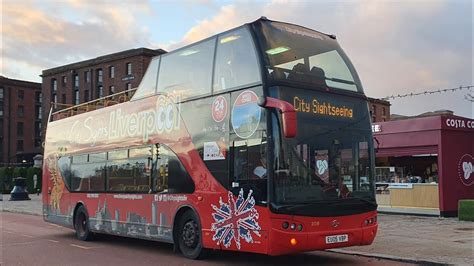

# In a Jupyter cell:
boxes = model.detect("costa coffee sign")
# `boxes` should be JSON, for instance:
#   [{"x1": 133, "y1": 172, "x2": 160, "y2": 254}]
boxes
[{"x1": 444, "y1": 117, "x2": 474, "y2": 130}]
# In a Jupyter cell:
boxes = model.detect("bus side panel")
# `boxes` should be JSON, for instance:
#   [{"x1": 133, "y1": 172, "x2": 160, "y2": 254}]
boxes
[
  {"x1": 68, "y1": 192, "x2": 204, "y2": 244},
  {"x1": 198, "y1": 191, "x2": 270, "y2": 255},
  {"x1": 42, "y1": 155, "x2": 73, "y2": 229}
]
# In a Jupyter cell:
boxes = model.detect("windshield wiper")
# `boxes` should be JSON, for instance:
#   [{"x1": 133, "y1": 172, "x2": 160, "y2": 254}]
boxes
[{"x1": 325, "y1": 77, "x2": 356, "y2": 85}]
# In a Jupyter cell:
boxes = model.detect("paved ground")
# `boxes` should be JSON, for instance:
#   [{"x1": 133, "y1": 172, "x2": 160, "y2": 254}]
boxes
[
  {"x1": 1, "y1": 194, "x2": 473, "y2": 264},
  {"x1": 0, "y1": 212, "x2": 412, "y2": 266}
]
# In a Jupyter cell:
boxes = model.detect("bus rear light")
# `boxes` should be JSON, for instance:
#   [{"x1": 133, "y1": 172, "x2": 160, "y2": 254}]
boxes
[
  {"x1": 364, "y1": 216, "x2": 377, "y2": 226},
  {"x1": 290, "y1": 223, "x2": 296, "y2": 230},
  {"x1": 282, "y1": 222, "x2": 289, "y2": 229}
]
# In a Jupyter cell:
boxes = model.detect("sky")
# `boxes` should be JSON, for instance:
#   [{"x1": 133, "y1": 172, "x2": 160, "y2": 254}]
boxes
[{"x1": 1, "y1": 0, "x2": 473, "y2": 118}]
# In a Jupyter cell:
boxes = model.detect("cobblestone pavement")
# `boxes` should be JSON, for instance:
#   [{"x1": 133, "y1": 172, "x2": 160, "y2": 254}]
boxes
[
  {"x1": 1, "y1": 194, "x2": 473, "y2": 264},
  {"x1": 333, "y1": 214, "x2": 473, "y2": 265}
]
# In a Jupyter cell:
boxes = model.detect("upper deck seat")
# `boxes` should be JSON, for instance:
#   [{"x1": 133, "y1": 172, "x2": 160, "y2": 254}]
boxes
[
  {"x1": 309, "y1": 66, "x2": 327, "y2": 86},
  {"x1": 270, "y1": 67, "x2": 288, "y2": 80},
  {"x1": 288, "y1": 63, "x2": 311, "y2": 83}
]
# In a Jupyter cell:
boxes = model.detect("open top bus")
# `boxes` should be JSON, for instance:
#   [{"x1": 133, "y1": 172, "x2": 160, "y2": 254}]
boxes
[{"x1": 43, "y1": 17, "x2": 377, "y2": 259}]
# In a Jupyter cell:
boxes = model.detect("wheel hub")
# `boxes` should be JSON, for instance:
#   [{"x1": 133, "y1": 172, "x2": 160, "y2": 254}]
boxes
[{"x1": 182, "y1": 220, "x2": 198, "y2": 248}]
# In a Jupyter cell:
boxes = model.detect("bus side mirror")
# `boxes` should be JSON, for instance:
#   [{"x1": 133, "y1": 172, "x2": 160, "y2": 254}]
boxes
[{"x1": 258, "y1": 97, "x2": 297, "y2": 138}]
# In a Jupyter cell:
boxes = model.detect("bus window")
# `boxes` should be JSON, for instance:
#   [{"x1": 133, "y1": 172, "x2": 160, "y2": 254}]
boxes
[
  {"x1": 107, "y1": 157, "x2": 133, "y2": 192},
  {"x1": 213, "y1": 27, "x2": 261, "y2": 92},
  {"x1": 157, "y1": 38, "x2": 215, "y2": 99},
  {"x1": 108, "y1": 149, "x2": 128, "y2": 160},
  {"x1": 58, "y1": 156, "x2": 71, "y2": 189},
  {"x1": 70, "y1": 154, "x2": 106, "y2": 192},
  {"x1": 131, "y1": 57, "x2": 160, "y2": 100},
  {"x1": 107, "y1": 147, "x2": 151, "y2": 193},
  {"x1": 155, "y1": 144, "x2": 194, "y2": 194},
  {"x1": 309, "y1": 50, "x2": 357, "y2": 91},
  {"x1": 231, "y1": 131, "x2": 267, "y2": 203}
]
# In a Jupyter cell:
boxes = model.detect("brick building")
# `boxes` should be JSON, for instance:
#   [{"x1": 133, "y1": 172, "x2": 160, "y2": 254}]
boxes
[
  {"x1": 368, "y1": 97, "x2": 391, "y2": 122},
  {"x1": 0, "y1": 76, "x2": 42, "y2": 165},
  {"x1": 41, "y1": 48, "x2": 166, "y2": 129}
]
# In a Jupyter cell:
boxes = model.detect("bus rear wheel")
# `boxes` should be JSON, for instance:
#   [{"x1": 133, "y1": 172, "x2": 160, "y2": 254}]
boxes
[
  {"x1": 74, "y1": 205, "x2": 93, "y2": 241},
  {"x1": 177, "y1": 210, "x2": 208, "y2": 259}
]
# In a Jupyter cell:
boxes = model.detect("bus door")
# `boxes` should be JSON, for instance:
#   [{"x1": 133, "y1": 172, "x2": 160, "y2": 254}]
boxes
[{"x1": 230, "y1": 131, "x2": 268, "y2": 204}]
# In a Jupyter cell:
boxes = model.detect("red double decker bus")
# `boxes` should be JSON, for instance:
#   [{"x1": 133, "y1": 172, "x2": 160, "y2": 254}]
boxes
[{"x1": 43, "y1": 17, "x2": 378, "y2": 259}]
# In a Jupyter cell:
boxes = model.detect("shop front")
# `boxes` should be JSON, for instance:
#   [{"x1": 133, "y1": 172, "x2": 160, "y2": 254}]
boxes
[{"x1": 373, "y1": 115, "x2": 473, "y2": 217}]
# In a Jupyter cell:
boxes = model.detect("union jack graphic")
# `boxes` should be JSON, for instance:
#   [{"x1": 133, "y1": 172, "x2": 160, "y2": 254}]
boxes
[{"x1": 211, "y1": 189, "x2": 261, "y2": 249}]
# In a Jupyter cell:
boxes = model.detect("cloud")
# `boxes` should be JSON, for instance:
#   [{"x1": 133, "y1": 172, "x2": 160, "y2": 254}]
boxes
[
  {"x1": 168, "y1": 3, "x2": 268, "y2": 50},
  {"x1": 1, "y1": 0, "x2": 155, "y2": 81},
  {"x1": 171, "y1": 0, "x2": 472, "y2": 117},
  {"x1": 1, "y1": 0, "x2": 471, "y2": 117}
]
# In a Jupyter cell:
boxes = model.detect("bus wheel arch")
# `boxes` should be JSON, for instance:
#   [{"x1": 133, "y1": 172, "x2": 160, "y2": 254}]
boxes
[
  {"x1": 73, "y1": 203, "x2": 93, "y2": 241},
  {"x1": 173, "y1": 206, "x2": 208, "y2": 259}
]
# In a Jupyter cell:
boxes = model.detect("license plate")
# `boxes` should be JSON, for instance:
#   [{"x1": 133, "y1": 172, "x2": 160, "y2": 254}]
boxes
[{"x1": 325, "y1": 234, "x2": 349, "y2": 244}]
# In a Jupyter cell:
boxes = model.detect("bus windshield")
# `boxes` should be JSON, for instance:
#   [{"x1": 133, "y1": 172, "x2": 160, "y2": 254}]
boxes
[
  {"x1": 253, "y1": 20, "x2": 363, "y2": 92},
  {"x1": 270, "y1": 87, "x2": 376, "y2": 215}
]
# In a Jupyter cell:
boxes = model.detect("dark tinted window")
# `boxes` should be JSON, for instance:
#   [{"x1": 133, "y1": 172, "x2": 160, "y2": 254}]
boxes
[
  {"x1": 155, "y1": 144, "x2": 194, "y2": 194},
  {"x1": 157, "y1": 38, "x2": 215, "y2": 99},
  {"x1": 71, "y1": 162, "x2": 106, "y2": 191},
  {"x1": 214, "y1": 27, "x2": 261, "y2": 92},
  {"x1": 108, "y1": 147, "x2": 152, "y2": 192}
]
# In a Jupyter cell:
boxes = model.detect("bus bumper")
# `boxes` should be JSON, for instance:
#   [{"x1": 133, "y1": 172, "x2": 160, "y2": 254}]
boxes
[{"x1": 267, "y1": 224, "x2": 378, "y2": 256}]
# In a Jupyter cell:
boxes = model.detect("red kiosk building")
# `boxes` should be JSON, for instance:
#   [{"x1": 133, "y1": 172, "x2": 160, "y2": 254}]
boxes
[{"x1": 373, "y1": 114, "x2": 473, "y2": 217}]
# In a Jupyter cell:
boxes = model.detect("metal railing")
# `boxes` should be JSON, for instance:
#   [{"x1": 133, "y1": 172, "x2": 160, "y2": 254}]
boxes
[{"x1": 51, "y1": 88, "x2": 137, "y2": 121}]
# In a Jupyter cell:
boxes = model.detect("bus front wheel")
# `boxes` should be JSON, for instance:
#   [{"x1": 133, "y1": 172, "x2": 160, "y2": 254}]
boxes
[
  {"x1": 74, "y1": 205, "x2": 93, "y2": 241},
  {"x1": 177, "y1": 210, "x2": 208, "y2": 259}
]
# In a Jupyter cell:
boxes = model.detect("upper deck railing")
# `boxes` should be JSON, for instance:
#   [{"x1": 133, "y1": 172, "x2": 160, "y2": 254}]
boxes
[{"x1": 50, "y1": 88, "x2": 137, "y2": 122}]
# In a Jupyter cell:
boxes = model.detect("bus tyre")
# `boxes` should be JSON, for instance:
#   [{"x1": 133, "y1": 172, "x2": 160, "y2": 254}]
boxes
[
  {"x1": 177, "y1": 210, "x2": 208, "y2": 259},
  {"x1": 74, "y1": 205, "x2": 93, "y2": 241}
]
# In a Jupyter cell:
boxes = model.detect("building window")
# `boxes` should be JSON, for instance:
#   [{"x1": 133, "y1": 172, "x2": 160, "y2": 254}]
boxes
[
  {"x1": 0, "y1": 105, "x2": 3, "y2": 117},
  {"x1": 17, "y1": 122, "x2": 23, "y2": 136},
  {"x1": 97, "y1": 69, "x2": 103, "y2": 83},
  {"x1": 74, "y1": 90, "x2": 80, "y2": 105},
  {"x1": 51, "y1": 79, "x2": 57, "y2": 92},
  {"x1": 0, "y1": 119, "x2": 3, "y2": 136},
  {"x1": 17, "y1": 140, "x2": 24, "y2": 152},
  {"x1": 18, "y1": 90, "x2": 24, "y2": 100},
  {"x1": 85, "y1": 71, "x2": 91, "y2": 83},
  {"x1": 109, "y1": 66, "x2": 115, "y2": 78},
  {"x1": 53, "y1": 94, "x2": 58, "y2": 104},
  {"x1": 36, "y1": 92, "x2": 42, "y2": 103},
  {"x1": 37, "y1": 106, "x2": 42, "y2": 119},
  {"x1": 109, "y1": 85, "x2": 115, "y2": 95},
  {"x1": 35, "y1": 121, "x2": 42, "y2": 137},
  {"x1": 18, "y1": 106, "x2": 24, "y2": 118},
  {"x1": 382, "y1": 107, "x2": 386, "y2": 116},
  {"x1": 74, "y1": 74, "x2": 79, "y2": 88},
  {"x1": 126, "y1": 63, "x2": 132, "y2": 75},
  {"x1": 98, "y1": 86, "x2": 103, "y2": 98},
  {"x1": 62, "y1": 94, "x2": 66, "y2": 104},
  {"x1": 0, "y1": 88, "x2": 3, "y2": 99},
  {"x1": 62, "y1": 76, "x2": 67, "y2": 86}
]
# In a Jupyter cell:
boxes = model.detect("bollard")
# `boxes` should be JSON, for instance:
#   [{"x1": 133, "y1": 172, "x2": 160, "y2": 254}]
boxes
[{"x1": 9, "y1": 177, "x2": 31, "y2": 201}]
